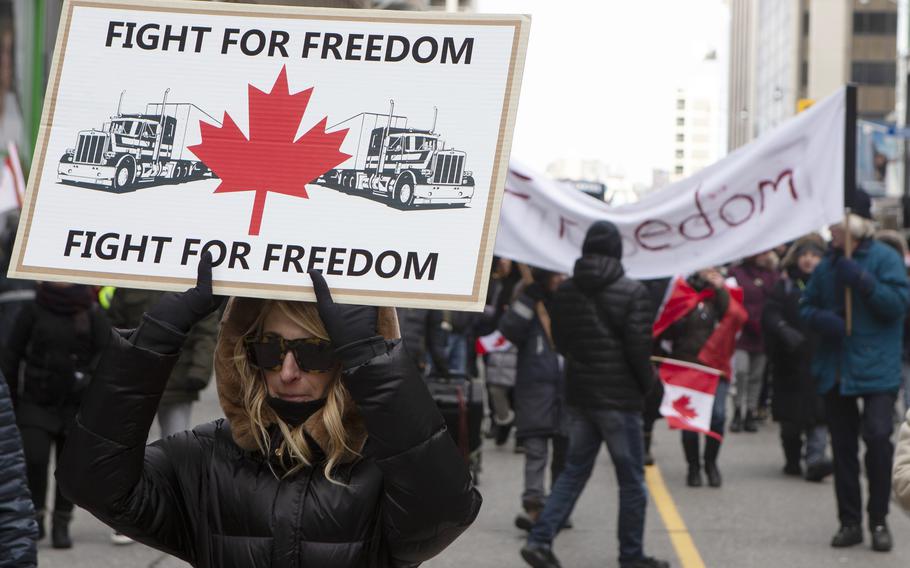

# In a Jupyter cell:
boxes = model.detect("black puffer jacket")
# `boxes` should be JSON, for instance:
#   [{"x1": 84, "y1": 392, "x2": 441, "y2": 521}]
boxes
[
  {"x1": 57, "y1": 301, "x2": 480, "y2": 568},
  {"x1": 0, "y1": 374, "x2": 37, "y2": 567},
  {"x1": 551, "y1": 221, "x2": 655, "y2": 411}
]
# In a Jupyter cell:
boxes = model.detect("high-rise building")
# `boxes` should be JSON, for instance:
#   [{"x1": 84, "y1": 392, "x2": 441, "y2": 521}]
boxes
[
  {"x1": 728, "y1": 0, "x2": 896, "y2": 148},
  {"x1": 672, "y1": 52, "x2": 724, "y2": 181}
]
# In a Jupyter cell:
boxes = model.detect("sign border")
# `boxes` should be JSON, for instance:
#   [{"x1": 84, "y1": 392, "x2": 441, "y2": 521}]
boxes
[{"x1": 9, "y1": 0, "x2": 530, "y2": 311}]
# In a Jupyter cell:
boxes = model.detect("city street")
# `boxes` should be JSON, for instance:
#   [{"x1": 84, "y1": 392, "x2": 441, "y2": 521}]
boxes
[{"x1": 37, "y1": 380, "x2": 910, "y2": 568}]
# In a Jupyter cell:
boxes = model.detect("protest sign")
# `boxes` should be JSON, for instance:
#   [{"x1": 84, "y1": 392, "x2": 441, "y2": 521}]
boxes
[
  {"x1": 495, "y1": 87, "x2": 846, "y2": 280},
  {"x1": 9, "y1": 0, "x2": 529, "y2": 311}
]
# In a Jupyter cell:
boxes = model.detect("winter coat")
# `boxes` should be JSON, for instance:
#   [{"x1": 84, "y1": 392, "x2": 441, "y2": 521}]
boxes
[
  {"x1": 0, "y1": 290, "x2": 109, "y2": 433},
  {"x1": 658, "y1": 284, "x2": 730, "y2": 371},
  {"x1": 551, "y1": 227, "x2": 655, "y2": 412},
  {"x1": 0, "y1": 211, "x2": 35, "y2": 351},
  {"x1": 728, "y1": 262, "x2": 778, "y2": 353},
  {"x1": 763, "y1": 272, "x2": 822, "y2": 426},
  {"x1": 107, "y1": 288, "x2": 217, "y2": 405},
  {"x1": 397, "y1": 308, "x2": 450, "y2": 377},
  {"x1": 800, "y1": 240, "x2": 909, "y2": 395},
  {"x1": 498, "y1": 289, "x2": 565, "y2": 439},
  {"x1": 0, "y1": 374, "x2": 37, "y2": 567},
  {"x1": 56, "y1": 298, "x2": 481, "y2": 568},
  {"x1": 895, "y1": 409, "x2": 910, "y2": 510}
]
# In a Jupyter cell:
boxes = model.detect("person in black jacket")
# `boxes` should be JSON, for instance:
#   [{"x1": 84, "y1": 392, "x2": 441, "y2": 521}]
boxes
[
  {"x1": 0, "y1": 372, "x2": 38, "y2": 567},
  {"x1": 763, "y1": 235, "x2": 833, "y2": 482},
  {"x1": 499, "y1": 269, "x2": 568, "y2": 532},
  {"x1": 521, "y1": 221, "x2": 667, "y2": 568},
  {"x1": 56, "y1": 256, "x2": 481, "y2": 568},
  {"x1": 0, "y1": 282, "x2": 108, "y2": 550}
]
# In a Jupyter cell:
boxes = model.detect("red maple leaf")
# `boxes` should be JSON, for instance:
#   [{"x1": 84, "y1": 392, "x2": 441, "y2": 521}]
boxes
[
  {"x1": 189, "y1": 66, "x2": 351, "y2": 236},
  {"x1": 672, "y1": 395, "x2": 698, "y2": 420}
]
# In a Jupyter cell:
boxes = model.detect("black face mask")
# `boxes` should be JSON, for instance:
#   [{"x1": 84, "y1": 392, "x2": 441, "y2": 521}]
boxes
[{"x1": 266, "y1": 395, "x2": 327, "y2": 427}]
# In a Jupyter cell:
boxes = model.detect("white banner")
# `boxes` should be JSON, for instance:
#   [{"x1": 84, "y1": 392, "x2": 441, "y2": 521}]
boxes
[
  {"x1": 10, "y1": 0, "x2": 529, "y2": 311},
  {"x1": 495, "y1": 88, "x2": 846, "y2": 279}
]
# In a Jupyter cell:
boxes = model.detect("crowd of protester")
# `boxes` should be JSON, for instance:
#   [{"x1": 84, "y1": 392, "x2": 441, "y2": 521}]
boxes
[{"x1": 5, "y1": 191, "x2": 910, "y2": 567}]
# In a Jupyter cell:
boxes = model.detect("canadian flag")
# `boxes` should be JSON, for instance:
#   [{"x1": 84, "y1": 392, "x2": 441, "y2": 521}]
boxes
[
  {"x1": 475, "y1": 330, "x2": 513, "y2": 355},
  {"x1": 658, "y1": 357, "x2": 723, "y2": 441},
  {"x1": 0, "y1": 143, "x2": 24, "y2": 214}
]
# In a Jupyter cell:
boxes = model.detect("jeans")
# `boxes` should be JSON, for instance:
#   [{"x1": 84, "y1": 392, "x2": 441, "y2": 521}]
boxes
[
  {"x1": 445, "y1": 334, "x2": 468, "y2": 376},
  {"x1": 733, "y1": 350, "x2": 766, "y2": 414},
  {"x1": 528, "y1": 407, "x2": 647, "y2": 563},
  {"x1": 780, "y1": 421, "x2": 829, "y2": 468},
  {"x1": 522, "y1": 435, "x2": 568, "y2": 511},
  {"x1": 825, "y1": 390, "x2": 895, "y2": 526},
  {"x1": 156, "y1": 400, "x2": 193, "y2": 440}
]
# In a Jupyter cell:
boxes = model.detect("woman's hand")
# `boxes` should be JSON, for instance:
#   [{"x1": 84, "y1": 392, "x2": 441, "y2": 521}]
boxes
[
  {"x1": 147, "y1": 252, "x2": 222, "y2": 334},
  {"x1": 309, "y1": 270, "x2": 385, "y2": 369}
]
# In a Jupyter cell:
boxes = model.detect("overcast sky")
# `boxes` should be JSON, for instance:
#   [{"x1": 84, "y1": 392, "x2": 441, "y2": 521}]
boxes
[{"x1": 475, "y1": 0, "x2": 728, "y2": 184}]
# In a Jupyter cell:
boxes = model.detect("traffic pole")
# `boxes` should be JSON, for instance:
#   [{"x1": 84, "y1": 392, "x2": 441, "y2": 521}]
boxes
[{"x1": 844, "y1": 84, "x2": 857, "y2": 336}]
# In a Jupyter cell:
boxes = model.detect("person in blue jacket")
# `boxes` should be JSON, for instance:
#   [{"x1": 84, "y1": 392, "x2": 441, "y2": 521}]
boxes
[{"x1": 800, "y1": 211, "x2": 909, "y2": 553}]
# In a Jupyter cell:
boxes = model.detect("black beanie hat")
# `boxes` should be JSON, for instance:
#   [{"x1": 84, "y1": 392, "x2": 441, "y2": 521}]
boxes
[{"x1": 582, "y1": 220, "x2": 622, "y2": 259}]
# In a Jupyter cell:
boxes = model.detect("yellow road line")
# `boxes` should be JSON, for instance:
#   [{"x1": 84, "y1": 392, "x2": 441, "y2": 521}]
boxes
[{"x1": 645, "y1": 464, "x2": 706, "y2": 568}]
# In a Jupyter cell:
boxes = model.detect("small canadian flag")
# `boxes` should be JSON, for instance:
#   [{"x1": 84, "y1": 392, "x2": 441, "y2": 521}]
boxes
[
  {"x1": 657, "y1": 357, "x2": 723, "y2": 441},
  {"x1": 475, "y1": 330, "x2": 513, "y2": 355},
  {"x1": 0, "y1": 142, "x2": 24, "y2": 214}
]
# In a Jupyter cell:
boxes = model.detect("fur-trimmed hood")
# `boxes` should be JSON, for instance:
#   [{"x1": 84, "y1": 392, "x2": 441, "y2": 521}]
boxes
[{"x1": 214, "y1": 297, "x2": 400, "y2": 460}]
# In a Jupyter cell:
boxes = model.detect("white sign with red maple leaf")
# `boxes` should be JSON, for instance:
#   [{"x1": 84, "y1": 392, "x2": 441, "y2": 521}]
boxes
[
  {"x1": 657, "y1": 357, "x2": 723, "y2": 441},
  {"x1": 9, "y1": 0, "x2": 528, "y2": 311}
]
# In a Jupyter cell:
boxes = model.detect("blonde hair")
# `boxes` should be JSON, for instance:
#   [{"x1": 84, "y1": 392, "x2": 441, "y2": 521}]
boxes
[{"x1": 230, "y1": 300, "x2": 361, "y2": 482}]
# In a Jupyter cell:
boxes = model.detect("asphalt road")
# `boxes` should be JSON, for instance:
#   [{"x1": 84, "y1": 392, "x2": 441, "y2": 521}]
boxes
[{"x1": 37, "y1": 381, "x2": 910, "y2": 568}]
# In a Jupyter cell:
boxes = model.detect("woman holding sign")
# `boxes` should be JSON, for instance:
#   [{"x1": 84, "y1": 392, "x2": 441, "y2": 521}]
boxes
[{"x1": 56, "y1": 254, "x2": 481, "y2": 567}]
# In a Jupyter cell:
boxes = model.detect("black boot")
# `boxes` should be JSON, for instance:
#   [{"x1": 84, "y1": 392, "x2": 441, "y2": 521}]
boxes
[
  {"x1": 830, "y1": 524, "x2": 863, "y2": 548},
  {"x1": 683, "y1": 434, "x2": 702, "y2": 486},
  {"x1": 870, "y1": 523, "x2": 892, "y2": 552},
  {"x1": 51, "y1": 511, "x2": 73, "y2": 549},
  {"x1": 781, "y1": 435, "x2": 803, "y2": 476},
  {"x1": 35, "y1": 511, "x2": 45, "y2": 541},
  {"x1": 703, "y1": 438, "x2": 722, "y2": 488},
  {"x1": 743, "y1": 411, "x2": 758, "y2": 433},
  {"x1": 643, "y1": 431, "x2": 654, "y2": 466},
  {"x1": 730, "y1": 408, "x2": 743, "y2": 433}
]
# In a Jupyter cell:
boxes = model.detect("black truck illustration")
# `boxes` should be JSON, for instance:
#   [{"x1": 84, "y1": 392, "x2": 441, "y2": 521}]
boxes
[
  {"x1": 57, "y1": 90, "x2": 217, "y2": 192},
  {"x1": 317, "y1": 101, "x2": 475, "y2": 209}
]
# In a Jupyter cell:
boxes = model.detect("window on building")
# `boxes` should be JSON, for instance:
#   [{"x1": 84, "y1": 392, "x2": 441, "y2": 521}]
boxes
[
  {"x1": 676, "y1": 117, "x2": 685, "y2": 126},
  {"x1": 675, "y1": 149, "x2": 684, "y2": 159},
  {"x1": 676, "y1": 99, "x2": 685, "y2": 110},
  {"x1": 853, "y1": 12, "x2": 897, "y2": 35},
  {"x1": 851, "y1": 61, "x2": 897, "y2": 86},
  {"x1": 802, "y1": 11, "x2": 810, "y2": 36},
  {"x1": 800, "y1": 61, "x2": 808, "y2": 88},
  {"x1": 674, "y1": 165, "x2": 684, "y2": 175},
  {"x1": 676, "y1": 133, "x2": 684, "y2": 142}
]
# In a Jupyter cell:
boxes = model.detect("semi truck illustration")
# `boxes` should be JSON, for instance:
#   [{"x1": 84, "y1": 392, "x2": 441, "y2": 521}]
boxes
[
  {"x1": 317, "y1": 101, "x2": 475, "y2": 209},
  {"x1": 57, "y1": 90, "x2": 217, "y2": 192}
]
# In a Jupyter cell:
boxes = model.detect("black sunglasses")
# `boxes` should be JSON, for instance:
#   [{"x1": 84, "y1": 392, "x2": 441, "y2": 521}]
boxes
[{"x1": 244, "y1": 333, "x2": 336, "y2": 373}]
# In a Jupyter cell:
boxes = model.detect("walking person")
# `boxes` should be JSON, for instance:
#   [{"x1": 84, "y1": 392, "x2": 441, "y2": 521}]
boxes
[
  {"x1": 520, "y1": 221, "x2": 668, "y2": 568},
  {"x1": 0, "y1": 282, "x2": 109, "y2": 549},
  {"x1": 800, "y1": 212, "x2": 908, "y2": 552},
  {"x1": 895, "y1": 409, "x2": 910, "y2": 510},
  {"x1": 0, "y1": 372, "x2": 38, "y2": 567},
  {"x1": 56, "y1": 256, "x2": 481, "y2": 567},
  {"x1": 763, "y1": 236, "x2": 833, "y2": 481},
  {"x1": 498, "y1": 268, "x2": 568, "y2": 531},
  {"x1": 653, "y1": 269, "x2": 746, "y2": 488},
  {"x1": 728, "y1": 252, "x2": 778, "y2": 432}
]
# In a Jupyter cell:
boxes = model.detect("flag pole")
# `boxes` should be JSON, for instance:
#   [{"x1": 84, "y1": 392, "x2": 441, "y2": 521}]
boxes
[{"x1": 844, "y1": 208, "x2": 853, "y2": 336}]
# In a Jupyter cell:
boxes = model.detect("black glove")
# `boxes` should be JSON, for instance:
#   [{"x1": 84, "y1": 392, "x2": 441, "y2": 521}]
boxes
[
  {"x1": 809, "y1": 309, "x2": 845, "y2": 339},
  {"x1": 147, "y1": 252, "x2": 222, "y2": 334},
  {"x1": 309, "y1": 270, "x2": 387, "y2": 369},
  {"x1": 776, "y1": 322, "x2": 806, "y2": 352},
  {"x1": 835, "y1": 257, "x2": 876, "y2": 296}
]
